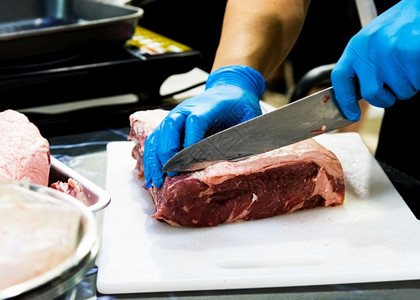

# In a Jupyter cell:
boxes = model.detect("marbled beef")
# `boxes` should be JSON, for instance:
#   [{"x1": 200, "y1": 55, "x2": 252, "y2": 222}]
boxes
[{"x1": 129, "y1": 109, "x2": 345, "y2": 227}]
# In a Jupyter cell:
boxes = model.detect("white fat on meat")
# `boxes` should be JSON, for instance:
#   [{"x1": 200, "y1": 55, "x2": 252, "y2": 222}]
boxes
[
  {"x1": 192, "y1": 139, "x2": 343, "y2": 186},
  {"x1": 129, "y1": 109, "x2": 169, "y2": 143}
]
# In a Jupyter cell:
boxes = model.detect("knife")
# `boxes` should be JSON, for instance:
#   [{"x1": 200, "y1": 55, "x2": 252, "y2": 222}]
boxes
[{"x1": 162, "y1": 86, "x2": 355, "y2": 173}]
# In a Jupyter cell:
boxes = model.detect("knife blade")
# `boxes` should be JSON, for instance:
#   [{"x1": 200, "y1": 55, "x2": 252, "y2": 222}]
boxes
[{"x1": 162, "y1": 86, "x2": 354, "y2": 173}]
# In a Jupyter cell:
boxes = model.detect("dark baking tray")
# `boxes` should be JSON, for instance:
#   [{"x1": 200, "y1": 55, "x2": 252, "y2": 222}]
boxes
[{"x1": 0, "y1": 0, "x2": 143, "y2": 61}]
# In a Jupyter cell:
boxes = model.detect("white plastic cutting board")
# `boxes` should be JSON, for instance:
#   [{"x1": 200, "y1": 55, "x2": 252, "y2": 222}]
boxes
[{"x1": 97, "y1": 133, "x2": 420, "y2": 294}]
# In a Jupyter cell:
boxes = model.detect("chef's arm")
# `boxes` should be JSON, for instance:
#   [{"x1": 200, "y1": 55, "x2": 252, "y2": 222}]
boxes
[
  {"x1": 212, "y1": 0, "x2": 311, "y2": 78},
  {"x1": 143, "y1": 0, "x2": 311, "y2": 189}
]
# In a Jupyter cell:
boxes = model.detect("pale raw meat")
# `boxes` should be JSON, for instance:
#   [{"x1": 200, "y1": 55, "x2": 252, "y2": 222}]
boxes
[
  {"x1": 0, "y1": 110, "x2": 50, "y2": 186},
  {"x1": 129, "y1": 109, "x2": 345, "y2": 227},
  {"x1": 51, "y1": 178, "x2": 89, "y2": 206},
  {"x1": 0, "y1": 183, "x2": 81, "y2": 290},
  {"x1": 129, "y1": 109, "x2": 168, "y2": 177}
]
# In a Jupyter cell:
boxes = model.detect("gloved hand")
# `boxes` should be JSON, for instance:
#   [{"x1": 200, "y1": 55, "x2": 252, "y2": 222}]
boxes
[
  {"x1": 331, "y1": 0, "x2": 420, "y2": 121},
  {"x1": 143, "y1": 65, "x2": 265, "y2": 189}
]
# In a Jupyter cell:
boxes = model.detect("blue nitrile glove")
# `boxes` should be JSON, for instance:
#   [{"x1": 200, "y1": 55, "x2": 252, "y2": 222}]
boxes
[
  {"x1": 331, "y1": 0, "x2": 420, "y2": 121},
  {"x1": 143, "y1": 65, "x2": 265, "y2": 189}
]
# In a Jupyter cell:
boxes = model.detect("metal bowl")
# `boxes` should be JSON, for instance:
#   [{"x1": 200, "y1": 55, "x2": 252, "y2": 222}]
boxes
[{"x1": 0, "y1": 181, "x2": 99, "y2": 300}]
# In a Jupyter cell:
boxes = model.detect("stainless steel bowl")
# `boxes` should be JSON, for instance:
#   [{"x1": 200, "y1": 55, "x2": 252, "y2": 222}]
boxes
[{"x1": 0, "y1": 181, "x2": 99, "y2": 300}]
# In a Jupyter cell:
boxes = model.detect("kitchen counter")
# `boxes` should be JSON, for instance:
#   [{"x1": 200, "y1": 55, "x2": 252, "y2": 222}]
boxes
[
  {"x1": 47, "y1": 125, "x2": 420, "y2": 300},
  {"x1": 37, "y1": 68, "x2": 420, "y2": 299}
]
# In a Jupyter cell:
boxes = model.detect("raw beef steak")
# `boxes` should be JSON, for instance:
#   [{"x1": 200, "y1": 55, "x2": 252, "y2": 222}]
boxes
[{"x1": 129, "y1": 109, "x2": 345, "y2": 227}]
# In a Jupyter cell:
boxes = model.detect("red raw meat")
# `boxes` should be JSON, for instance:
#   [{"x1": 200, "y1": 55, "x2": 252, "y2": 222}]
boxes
[{"x1": 129, "y1": 109, "x2": 345, "y2": 227}]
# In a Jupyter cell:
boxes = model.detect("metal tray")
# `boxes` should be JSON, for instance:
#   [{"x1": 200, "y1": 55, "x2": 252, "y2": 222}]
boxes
[
  {"x1": 49, "y1": 156, "x2": 111, "y2": 239},
  {"x1": 0, "y1": 0, "x2": 144, "y2": 61}
]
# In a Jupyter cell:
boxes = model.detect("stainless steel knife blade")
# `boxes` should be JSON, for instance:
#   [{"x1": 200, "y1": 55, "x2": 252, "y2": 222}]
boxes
[{"x1": 163, "y1": 86, "x2": 354, "y2": 172}]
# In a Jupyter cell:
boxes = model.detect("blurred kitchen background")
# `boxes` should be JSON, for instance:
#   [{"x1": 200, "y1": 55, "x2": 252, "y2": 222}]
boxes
[{"x1": 3, "y1": 0, "x2": 385, "y2": 155}]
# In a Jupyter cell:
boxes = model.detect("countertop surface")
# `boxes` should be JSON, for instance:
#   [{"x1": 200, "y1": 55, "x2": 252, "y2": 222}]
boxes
[
  {"x1": 46, "y1": 126, "x2": 420, "y2": 300},
  {"x1": 36, "y1": 68, "x2": 420, "y2": 299}
]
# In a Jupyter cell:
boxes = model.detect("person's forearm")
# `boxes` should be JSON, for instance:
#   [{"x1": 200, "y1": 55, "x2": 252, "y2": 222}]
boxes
[{"x1": 212, "y1": 0, "x2": 311, "y2": 78}]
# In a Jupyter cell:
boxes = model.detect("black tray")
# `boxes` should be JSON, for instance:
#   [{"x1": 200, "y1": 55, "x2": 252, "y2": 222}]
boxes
[{"x1": 0, "y1": 0, "x2": 143, "y2": 61}]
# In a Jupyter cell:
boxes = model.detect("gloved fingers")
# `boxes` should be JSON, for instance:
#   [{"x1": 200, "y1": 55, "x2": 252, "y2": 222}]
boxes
[
  {"x1": 405, "y1": 69, "x2": 420, "y2": 94},
  {"x1": 181, "y1": 88, "x2": 229, "y2": 148},
  {"x1": 143, "y1": 131, "x2": 165, "y2": 189},
  {"x1": 143, "y1": 112, "x2": 187, "y2": 189},
  {"x1": 182, "y1": 90, "x2": 263, "y2": 149},
  {"x1": 183, "y1": 113, "x2": 210, "y2": 149},
  {"x1": 357, "y1": 68, "x2": 396, "y2": 109},
  {"x1": 381, "y1": 60, "x2": 417, "y2": 100},
  {"x1": 158, "y1": 112, "x2": 187, "y2": 177},
  {"x1": 239, "y1": 100, "x2": 262, "y2": 123},
  {"x1": 384, "y1": 73, "x2": 417, "y2": 100},
  {"x1": 392, "y1": 20, "x2": 420, "y2": 93},
  {"x1": 402, "y1": 58, "x2": 420, "y2": 92},
  {"x1": 331, "y1": 60, "x2": 361, "y2": 122}
]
